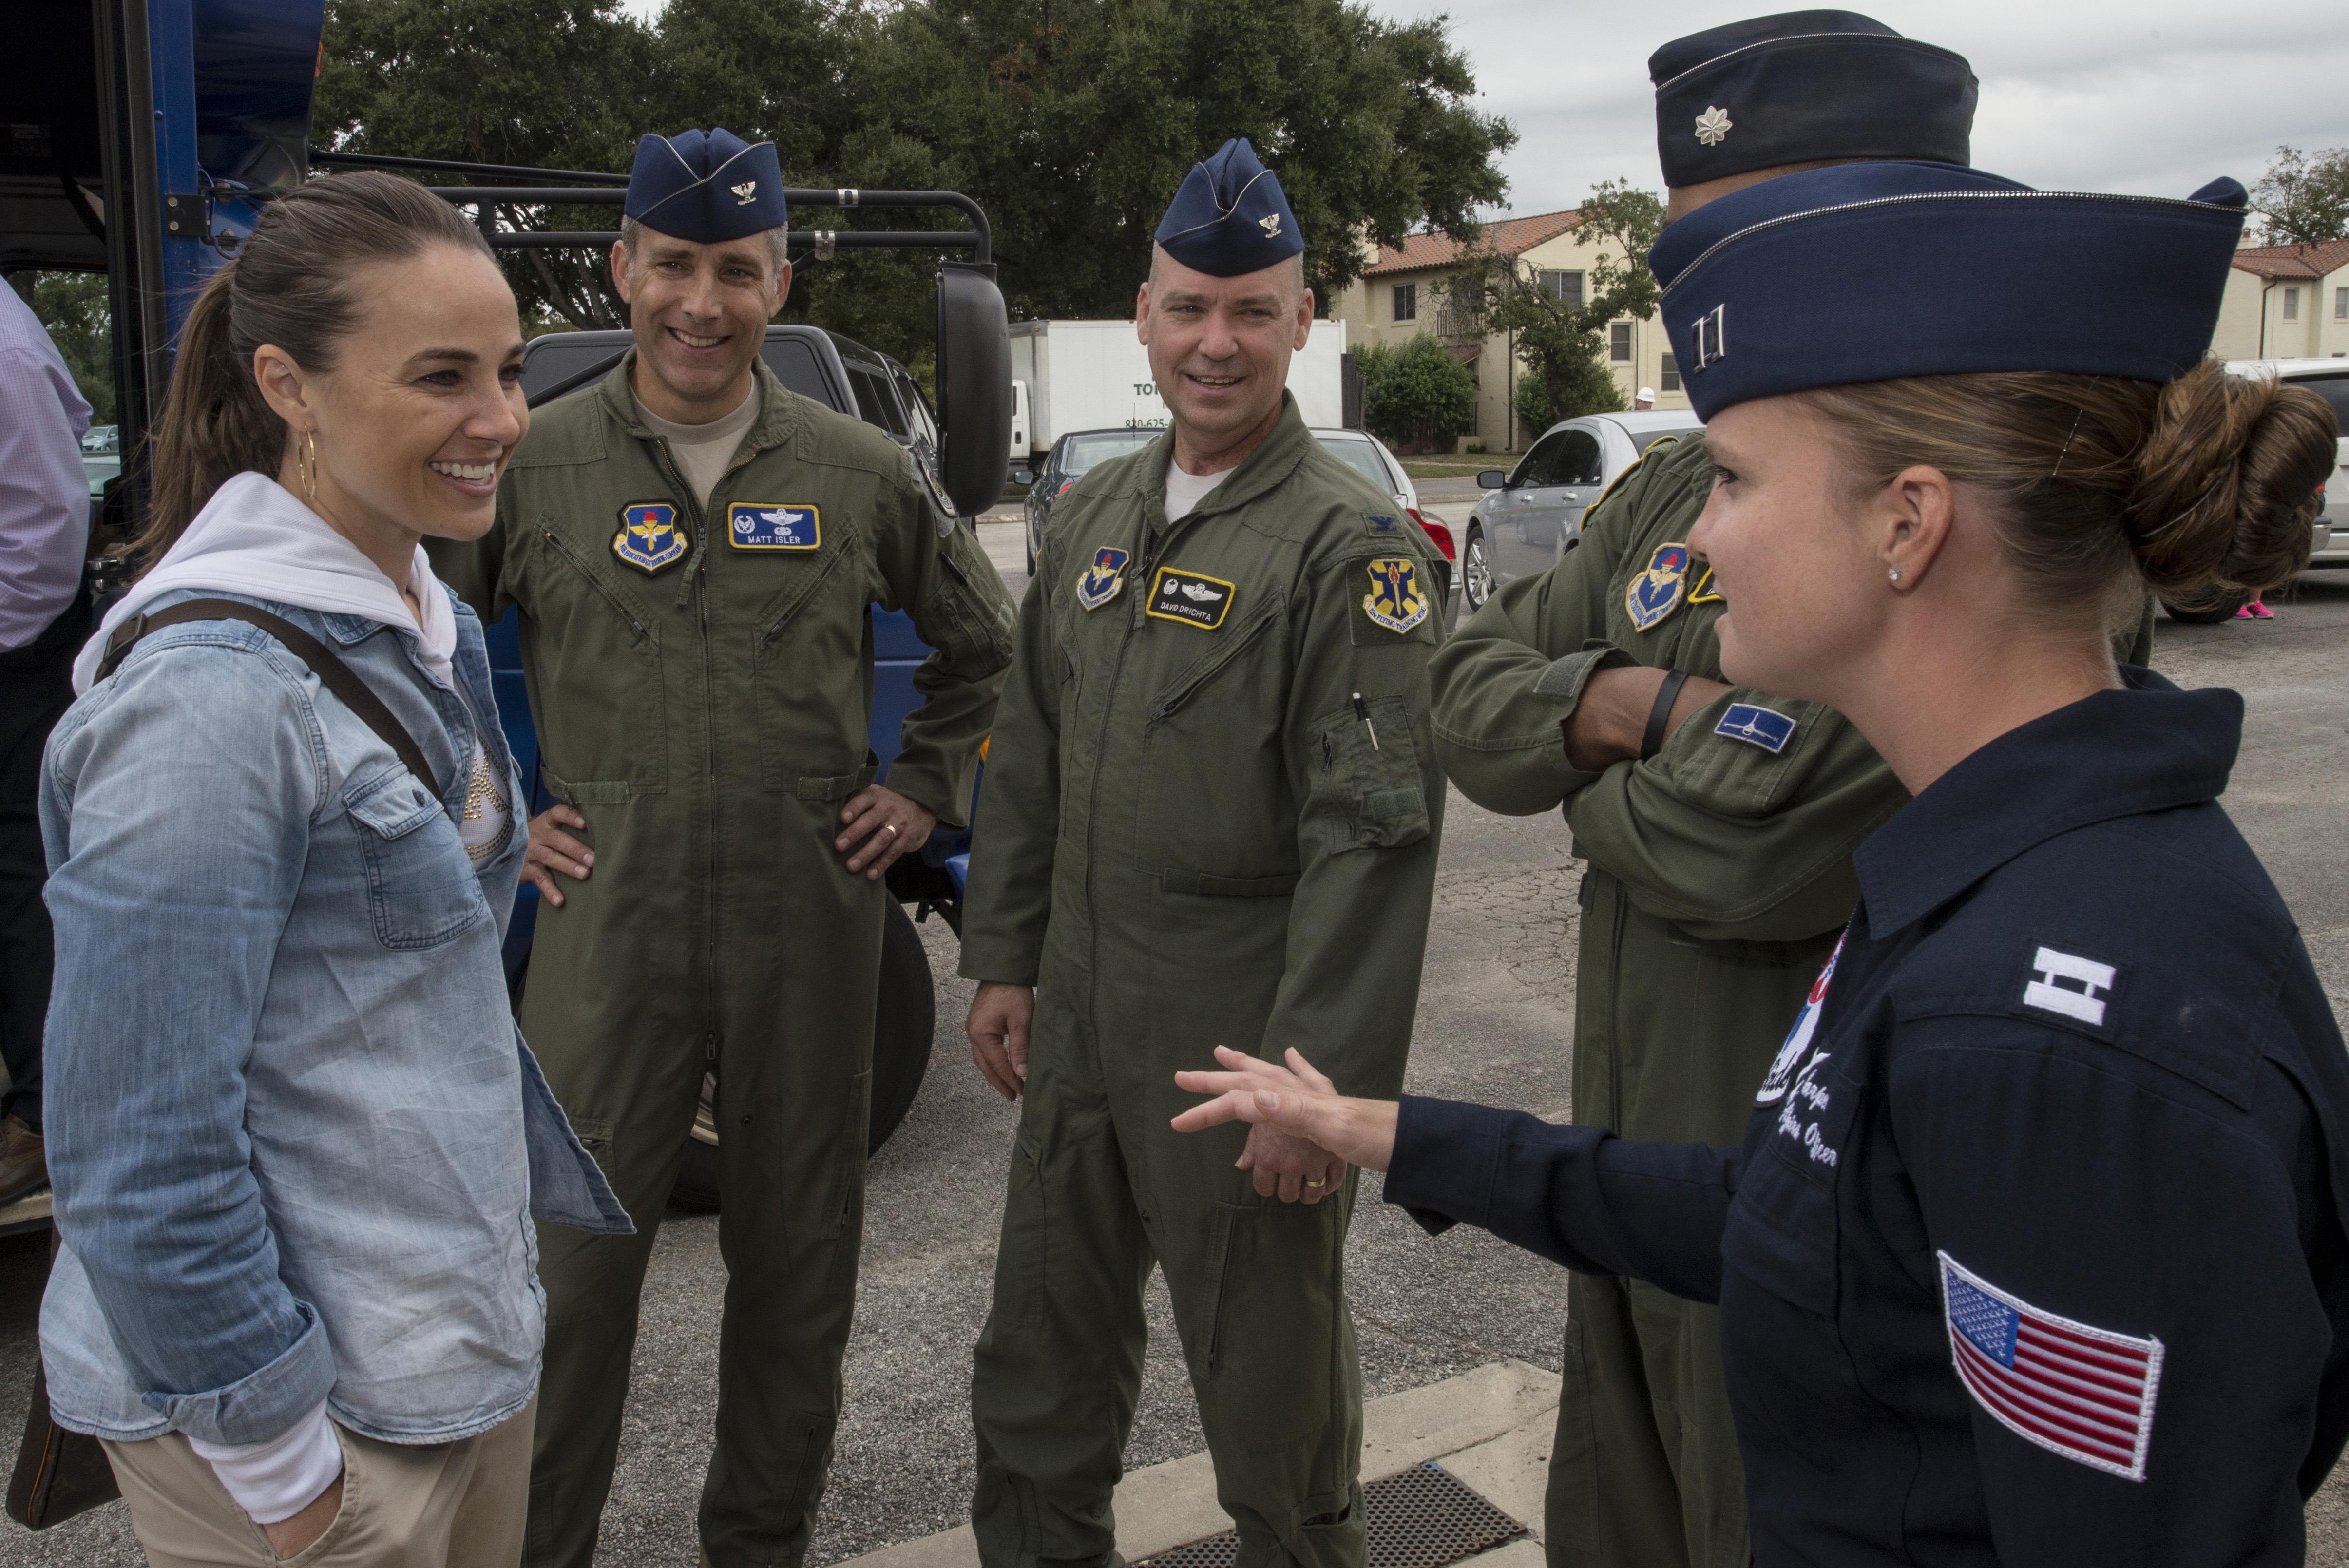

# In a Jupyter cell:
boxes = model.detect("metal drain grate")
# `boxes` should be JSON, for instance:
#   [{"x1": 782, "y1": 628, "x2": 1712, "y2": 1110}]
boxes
[{"x1": 1133, "y1": 1463, "x2": 1528, "y2": 1568}]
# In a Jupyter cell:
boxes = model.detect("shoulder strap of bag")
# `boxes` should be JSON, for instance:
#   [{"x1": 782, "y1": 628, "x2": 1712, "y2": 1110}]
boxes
[{"x1": 96, "y1": 598, "x2": 447, "y2": 800}]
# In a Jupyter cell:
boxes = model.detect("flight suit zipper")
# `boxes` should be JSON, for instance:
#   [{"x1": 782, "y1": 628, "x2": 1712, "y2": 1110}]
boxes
[
  {"x1": 646, "y1": 432, "x2": 761, "y2": 1053},
  {"x1": 1080, "y1": 513, "x2": 1212, "y2": 1033}
]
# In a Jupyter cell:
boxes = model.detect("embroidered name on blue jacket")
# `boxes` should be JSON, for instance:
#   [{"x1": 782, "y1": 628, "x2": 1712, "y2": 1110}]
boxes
[
  {"x1": 729, "y1": 503, "x2": 821, "y2": 550},
  {"x1": 1715, "y1": 703, "x2": 1796, "y2": 752}
]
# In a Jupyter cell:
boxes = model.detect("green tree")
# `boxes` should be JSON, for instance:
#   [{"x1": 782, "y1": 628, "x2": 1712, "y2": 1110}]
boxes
[
  {"x1": 1358, "y1": 334, "x2": 1475, "y2": 452},
  {"x1": 2251, "y1": 145, "x2": 2349, "y2": 246},
  {"x1": 313, "y1": 0, "x2": 658, "y2": 330},
  {"x1": 1454, "y1": 179, "x2": 1662, "y2": 434},
  {"x1": 19, "y1": 271, "x2": 114, "y2": 424},
  {"x1": 311, "y1": 0, "x2": 1515, "y2": 369},
  {"x1": 860, "y1": 0, "x2": 1512, "y2": 325},
  {"x1": 1513, "y1": 352, "x2": 1619, "y2": 437}
]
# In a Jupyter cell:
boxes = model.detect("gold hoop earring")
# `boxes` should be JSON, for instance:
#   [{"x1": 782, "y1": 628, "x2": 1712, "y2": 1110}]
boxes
[{"x1": 300, "y1": 429, "x2": 319, "y2": 504}]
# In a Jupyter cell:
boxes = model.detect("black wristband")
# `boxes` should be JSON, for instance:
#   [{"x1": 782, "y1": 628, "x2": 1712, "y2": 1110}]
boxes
[{"x1": 1640, "y1": 669, "x2": 1691, "y2": 761}]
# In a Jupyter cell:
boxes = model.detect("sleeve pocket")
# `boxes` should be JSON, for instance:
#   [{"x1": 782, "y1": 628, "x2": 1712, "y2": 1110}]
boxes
[{"x1": 1308, "y1": 694, "x2": 1430, "y2": 853}]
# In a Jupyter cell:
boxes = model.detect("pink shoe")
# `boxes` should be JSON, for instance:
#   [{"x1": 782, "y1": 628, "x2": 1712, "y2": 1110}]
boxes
[
  {"x1": 2236, "y1": 604, "x2": 2256, "y2": 619},
  {"x1": 2248, "y1": 599, "x2": 2275, "y2": 619}
]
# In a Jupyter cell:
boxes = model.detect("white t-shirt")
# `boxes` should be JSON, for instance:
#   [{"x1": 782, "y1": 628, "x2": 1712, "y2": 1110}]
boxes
[
  {"x1": 1163, "y1": 462, "x2": 1233, "y2": 522},
  {"x1": 636, "y1": 382, "x2": 762, "y2": 508}
]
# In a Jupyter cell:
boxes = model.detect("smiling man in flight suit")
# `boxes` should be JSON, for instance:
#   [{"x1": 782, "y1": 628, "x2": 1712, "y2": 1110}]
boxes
[
  {"x1": 958, "y1": 138, "x2": 1447, "y2": 1568},
  {"x1": 428, "y1": 127, "x2": 1015, "y2": 1568}
]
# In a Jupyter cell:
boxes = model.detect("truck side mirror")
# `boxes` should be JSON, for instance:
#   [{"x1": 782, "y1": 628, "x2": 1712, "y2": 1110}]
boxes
[{"x1": 936, "y1": 264, "x2": 1013, "y2": 519}]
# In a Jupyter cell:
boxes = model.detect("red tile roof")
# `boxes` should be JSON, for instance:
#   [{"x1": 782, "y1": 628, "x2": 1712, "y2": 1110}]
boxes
[
  {"x1": 1363, "y1": 210, "x2": 1585, "y2": 277},
  {"x1": 2231, "y1": 238, "x2": 2349, "y2": 280}
]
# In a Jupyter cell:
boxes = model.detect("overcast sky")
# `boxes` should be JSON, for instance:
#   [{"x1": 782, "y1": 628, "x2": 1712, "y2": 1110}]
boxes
[
  {"x1": 617, "y1": 1, "x2": 2347, "y2": 219},
  {"x1": 1380, "y1": 1, "x2": 2349, "y2": 219}
]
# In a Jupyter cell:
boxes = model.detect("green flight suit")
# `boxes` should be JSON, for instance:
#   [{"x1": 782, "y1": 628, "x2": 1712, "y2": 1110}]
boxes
[
  {"x1": 959, "y1": 398, "x2": 1445, "y2": 1568},
  {"x1": 428, "y1": 354, "x2": 1016, "y2": 1568},
  {"x1": 1430, "y1": 434, "x2": 1907, "y2": 1568}
]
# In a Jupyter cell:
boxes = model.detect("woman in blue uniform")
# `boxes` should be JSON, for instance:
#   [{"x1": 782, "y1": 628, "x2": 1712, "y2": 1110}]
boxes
[{"x1": 1173, "y1": 161, "x2": 2348, "y2": 1566}]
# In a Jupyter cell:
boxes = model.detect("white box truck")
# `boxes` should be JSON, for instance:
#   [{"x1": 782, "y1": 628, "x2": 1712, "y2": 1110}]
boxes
[{"x1": 1009, "y1": 318, "x2": 1349, "y2": 470}]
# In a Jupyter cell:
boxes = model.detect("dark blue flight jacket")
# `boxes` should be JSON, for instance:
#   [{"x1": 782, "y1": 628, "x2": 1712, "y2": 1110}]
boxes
[{"x1": 1387, "y1": 670, "x2": 2349, "y2": 1565}]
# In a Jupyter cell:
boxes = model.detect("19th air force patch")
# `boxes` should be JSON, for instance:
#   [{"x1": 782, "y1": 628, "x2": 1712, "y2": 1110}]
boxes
[
  {"x1": 729, "y1": 503, "x2": 820, "y2": 550},
  {"x1": 1360, "y1": 557, "x2": 1429, "y2": 633},
  {"x1": 1077, "y1": 547, "x2": 1129, "y2": 611},
  {"x1": 614, "y1": 503, "x2": 689, "y2": 574},
  {"x1": 1626, "y1": 543, "x2": 1690, "y2": 631},
  {"x1": 1146, "y1": 566, "x2": 1235, "y2": 630}
]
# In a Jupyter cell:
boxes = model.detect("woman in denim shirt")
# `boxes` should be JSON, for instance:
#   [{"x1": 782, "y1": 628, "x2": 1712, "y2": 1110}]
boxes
[{"x1": 39, "y1": 172, "x2": 625, "y2": 1565}]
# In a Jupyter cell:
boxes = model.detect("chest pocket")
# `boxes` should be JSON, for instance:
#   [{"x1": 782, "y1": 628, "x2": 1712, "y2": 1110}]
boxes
[
  {"x1": 344, "y1": 766, "x2": 489, "y2": 951},
  {"x1": 521, "y1": 523, "x2": 668, "y2": 796},
  {"x1": 1136, "y1": 603, "x2": 1297, "y2": 894},
  {"x1": 1722, "y1": 1043, "x2": 1863, "y2": 1316}
]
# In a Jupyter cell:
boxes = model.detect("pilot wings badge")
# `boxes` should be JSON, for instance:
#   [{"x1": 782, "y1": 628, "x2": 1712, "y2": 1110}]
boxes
[
  {"x1": 1625, "y1": 543, "x2": 1691, "y2": 631},
  {"x1": 1361, "y1": 556, "x2": 1429, "y2": 634},
  {"x1": 1077, "y1": 546, "x2": 1129, "y2": 612},
  {"x1": 612, "y1": 502, "x2": 689, "y2": 574}
]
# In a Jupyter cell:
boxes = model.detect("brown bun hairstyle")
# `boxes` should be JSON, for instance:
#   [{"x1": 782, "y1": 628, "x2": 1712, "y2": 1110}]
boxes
[
  {"x1": 1795, "y1": 361, "x2": 2338, "y2": 620},
  {"x1": 132, "y1": 171, "x2": 495, "y2": 575}
]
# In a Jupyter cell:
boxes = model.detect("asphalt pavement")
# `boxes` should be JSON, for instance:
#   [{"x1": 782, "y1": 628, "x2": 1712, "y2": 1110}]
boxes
[{"x1": 5, "y1": 552, "x2": 2347, "y2": 1565}]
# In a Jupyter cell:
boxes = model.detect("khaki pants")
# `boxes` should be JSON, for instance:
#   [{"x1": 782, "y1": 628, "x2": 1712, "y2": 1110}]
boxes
[{"x1": 101, "y1": 1399, "x2": 534, "y2": 1568}]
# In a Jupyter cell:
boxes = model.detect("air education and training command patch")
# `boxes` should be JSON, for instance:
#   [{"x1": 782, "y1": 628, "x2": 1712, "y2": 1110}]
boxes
[
  {"x1": 1625, "y1": 543, "x2": 1691, "y2": 631},
  {"x1": 1146, "y1": 566, "x2": 1236, "y2": 630},
  {"x1": 613, "y1": 503, "x2": 689, "y2": 574},
  {"x1": 1360, "y1": 556, "x2": 1430, "y2": 634},
  {"x1": 1076, "y1": 547, "x2": 1129, "y2": 612},
  {"x1": 729, "y1": 502, "x2": 821, "y2": 551}
]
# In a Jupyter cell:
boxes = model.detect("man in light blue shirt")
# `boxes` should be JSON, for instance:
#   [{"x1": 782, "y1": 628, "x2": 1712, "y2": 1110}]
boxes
[{"x1": 0, "y1": 278, "x2": 95, "y2": 1204}]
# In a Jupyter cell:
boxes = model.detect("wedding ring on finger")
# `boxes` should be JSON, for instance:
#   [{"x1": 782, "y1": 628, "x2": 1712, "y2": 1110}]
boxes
[
  {"x1": 882, "y1": 822, "x2": 899, "y2": 838},
  {"x1": 1304, "y1": 1177, "x2": 1326, "y2": 1188}
]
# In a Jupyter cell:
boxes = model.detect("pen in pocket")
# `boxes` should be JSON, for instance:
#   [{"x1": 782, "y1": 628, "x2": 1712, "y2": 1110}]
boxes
[{"x1": 1352, "y1": 692, "x2": 1379, "y2": 751}]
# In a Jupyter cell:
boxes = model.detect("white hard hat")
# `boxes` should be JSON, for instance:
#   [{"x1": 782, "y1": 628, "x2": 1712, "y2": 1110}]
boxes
[{"x1": 1636, "y1": 386, "x2": 1656, "y2": 400}]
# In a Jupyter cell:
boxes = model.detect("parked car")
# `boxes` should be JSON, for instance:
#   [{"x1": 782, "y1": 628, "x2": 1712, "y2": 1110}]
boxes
[
  {"x1": 1023, "y1": 427, "x2": 1159, "y2": 574},
  {"x1": 1461, "y1": 410, "x2": 1704, "y2": 613},
  {"x1": 81, "y1": 423, "x2": 117, "y2": 452}
]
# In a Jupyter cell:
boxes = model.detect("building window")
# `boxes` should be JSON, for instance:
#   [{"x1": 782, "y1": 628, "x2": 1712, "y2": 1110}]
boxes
[
  {"x1": 2282, "y1": 287, "x2": 2299, "y2": 321},
  {"x1": 1539, "y1": 269, "x2": 1584, "y2": 306},
  {"x1": 1659, "y1": 353, "x2": 1680, "y2": 393},
  {"x1": 1609, "y1": 322, "x2": 1632, "y2": 362},
  {"x1": 1392, "y1": 283, "x2": 1416, "y2": 323},
  {"x1": 2337, "y1": 286, "x2": 2347, "y2": 320}
]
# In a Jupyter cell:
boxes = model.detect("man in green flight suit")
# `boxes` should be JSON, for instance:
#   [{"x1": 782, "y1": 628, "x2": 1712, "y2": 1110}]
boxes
[
  {"x1": 1429, "y1": 17, "x2": 1991, "y2": 1568},
  {"x1": 427, "y1": 128, "x2": 1015, "y2": 1568},
  {"x1": 957, "y1": 138, "x2": 1446, "y2": 1568}
]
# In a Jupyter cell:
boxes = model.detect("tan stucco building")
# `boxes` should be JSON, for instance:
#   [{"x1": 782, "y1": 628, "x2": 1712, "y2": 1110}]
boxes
[
  {"x1": 2211, "y1": 238, "x2": 2349, "y2": 362},
  {"x1": 1327, "y1": 210, "x2": 1687, "y2": 453}
]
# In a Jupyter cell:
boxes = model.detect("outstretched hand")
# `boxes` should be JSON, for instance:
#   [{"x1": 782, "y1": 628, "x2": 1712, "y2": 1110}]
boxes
[{"x1": 1171, "y1": 1046, "x2": 1400, "y2": 1174}]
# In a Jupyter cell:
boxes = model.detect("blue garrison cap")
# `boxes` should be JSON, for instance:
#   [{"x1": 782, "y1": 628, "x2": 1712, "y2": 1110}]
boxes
[
  {"x1": 1651, "y1": 12, "x2": 1975, "y2": 187},
  {"x1": 625, "y1": 128, "x2": 786, "y2": 245},
  {"x1": 1650, "y1": 161, "x2": 2248, "y2": 421},
  {"x1": 1154, "y1": 138, "x2": 1304, "y2": 278}
]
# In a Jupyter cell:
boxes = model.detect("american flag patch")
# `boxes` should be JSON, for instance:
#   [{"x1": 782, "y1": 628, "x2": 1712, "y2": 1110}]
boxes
[{"x1": 1940, "y1": 1252, "x2": 2163, "y2": 1481}]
